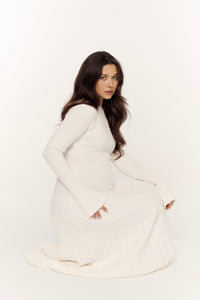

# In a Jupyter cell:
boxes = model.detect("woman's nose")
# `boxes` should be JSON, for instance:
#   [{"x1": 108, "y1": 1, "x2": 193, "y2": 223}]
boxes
[{"x1": 106, "y1": 79, "x2": 114, "y2": 87}]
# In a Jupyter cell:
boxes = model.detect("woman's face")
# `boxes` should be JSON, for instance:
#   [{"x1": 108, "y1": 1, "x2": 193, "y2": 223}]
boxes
[{"x1": 95, "y1": 64, "x2": 119, "y2": 104}]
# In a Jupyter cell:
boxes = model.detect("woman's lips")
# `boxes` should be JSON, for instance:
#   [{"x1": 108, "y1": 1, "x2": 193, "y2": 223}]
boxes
[{"x1": 105, "y1": 91, "x2": 113, "y2": 94}]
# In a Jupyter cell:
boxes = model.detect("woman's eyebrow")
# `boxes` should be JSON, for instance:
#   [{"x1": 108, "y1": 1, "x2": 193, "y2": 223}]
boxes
[{"x1": 101, "y1": 73, "x2": 118, "y2": 75}]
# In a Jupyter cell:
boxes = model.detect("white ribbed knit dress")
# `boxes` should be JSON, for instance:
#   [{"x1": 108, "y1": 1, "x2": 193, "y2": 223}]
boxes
[{"x1": 25, "y1": 103, "x2": 176, "y2": 278}]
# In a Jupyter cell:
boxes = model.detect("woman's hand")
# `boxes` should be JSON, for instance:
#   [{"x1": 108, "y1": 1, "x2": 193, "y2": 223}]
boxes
[
  {"x1": 92, "y1": 205, "x2": 108, "y2": 219},
  {"x1": 166, "y1": 200, "x2": 175, "y2": 209}
]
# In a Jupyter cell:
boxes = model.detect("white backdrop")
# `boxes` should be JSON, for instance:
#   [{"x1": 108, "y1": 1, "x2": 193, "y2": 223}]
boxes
[{"x1": 0, "y1": 0, "x2": 200, "y2": 299}]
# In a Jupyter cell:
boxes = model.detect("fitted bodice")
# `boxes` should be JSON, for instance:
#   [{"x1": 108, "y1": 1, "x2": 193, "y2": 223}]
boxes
[
  {"x1": 64, "y1": 106, "x2": 115, "y2": 162},
  {"x1": 64, "y1": 106, "x2": 116, "y2": 191}
]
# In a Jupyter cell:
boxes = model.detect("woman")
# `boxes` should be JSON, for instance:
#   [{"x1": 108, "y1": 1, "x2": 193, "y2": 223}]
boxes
[{"x1": 26, "y1": 51, "x2": 176, "y2": 278}]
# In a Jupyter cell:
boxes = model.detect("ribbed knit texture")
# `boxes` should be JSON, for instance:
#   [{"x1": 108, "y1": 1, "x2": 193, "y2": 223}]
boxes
[{"x1": 25, "y1": 104, "x2": 176, "y2": 278}]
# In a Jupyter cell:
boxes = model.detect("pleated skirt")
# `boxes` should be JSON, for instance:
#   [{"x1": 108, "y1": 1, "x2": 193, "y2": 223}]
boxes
[{"x1": 25, "y1": 178, "x2": 176, "y2": 279}]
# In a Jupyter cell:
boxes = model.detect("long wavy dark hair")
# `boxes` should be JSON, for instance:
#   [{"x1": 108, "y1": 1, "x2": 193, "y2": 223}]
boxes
[{"x1": 57, "y1": 51, "x2": 131, "y2": 160}]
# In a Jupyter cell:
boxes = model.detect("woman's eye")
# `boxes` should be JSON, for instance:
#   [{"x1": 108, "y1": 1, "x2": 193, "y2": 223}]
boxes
[{"x1": 100, "y1": 76, "x2": 118, "y2": 80}]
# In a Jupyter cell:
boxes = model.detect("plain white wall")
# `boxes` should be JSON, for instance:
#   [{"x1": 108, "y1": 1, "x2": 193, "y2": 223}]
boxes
[
  {"x1": 1, "y1": 0, "x2": 199, "y2": 216},
  {"x1": 0, "y1": 1, "x2": 200, "y2": 298}
]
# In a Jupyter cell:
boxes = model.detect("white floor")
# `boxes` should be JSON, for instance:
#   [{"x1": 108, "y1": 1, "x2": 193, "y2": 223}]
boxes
[{"x1": 1, "y1": 192, "x2": 200, "y2": 300}]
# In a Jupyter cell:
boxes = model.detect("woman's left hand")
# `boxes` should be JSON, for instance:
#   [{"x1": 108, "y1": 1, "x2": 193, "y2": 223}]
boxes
[{"x1": 166, "y1": 200, "x2": 175, "y2": 209}]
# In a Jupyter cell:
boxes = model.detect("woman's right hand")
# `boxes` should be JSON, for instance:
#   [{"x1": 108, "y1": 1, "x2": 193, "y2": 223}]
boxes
[{"x1": 92, "y1": 205, "x2": 108, "y2": 219}]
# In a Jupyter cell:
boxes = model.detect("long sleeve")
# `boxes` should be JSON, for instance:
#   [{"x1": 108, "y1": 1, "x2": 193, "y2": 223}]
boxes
[
  {"x1": 43, "y1": 104, "x2": 108, "y2": 219},
  {"x1": 110, "y1": 151, "x2": 176, "y2": 208}
]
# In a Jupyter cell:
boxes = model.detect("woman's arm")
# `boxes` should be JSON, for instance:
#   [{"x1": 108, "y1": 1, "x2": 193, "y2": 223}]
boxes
[
  {"x1": 110, "y1": 151, "x2": 176, "y2": 208},
  {"x1": 43, "y1": 104, "x2": 108, "y2": 219}
]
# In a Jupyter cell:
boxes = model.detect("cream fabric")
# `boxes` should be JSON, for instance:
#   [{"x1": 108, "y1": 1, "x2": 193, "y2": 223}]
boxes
[{"x1": 25, "y1": 104, "x2": 176, "y2": 278}]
